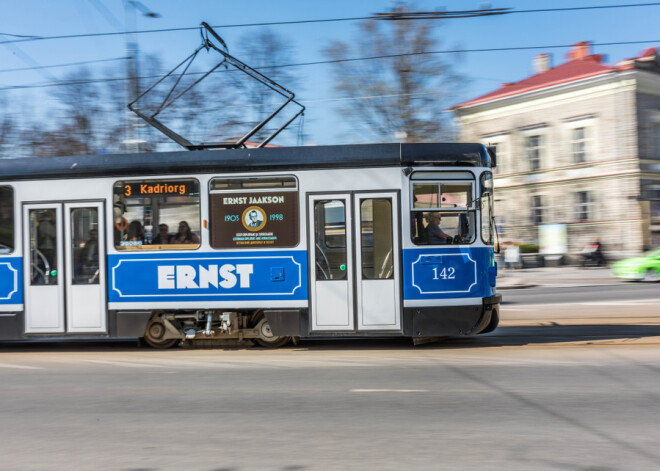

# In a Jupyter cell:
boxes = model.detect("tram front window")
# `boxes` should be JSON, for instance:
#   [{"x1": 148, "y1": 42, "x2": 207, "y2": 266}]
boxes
[
  {"x1": 411, "y1": 177, "x2": 476, "y2": 245},
  {"x1": 411, "y1": 211, "x2": 476, "y2": 245}
]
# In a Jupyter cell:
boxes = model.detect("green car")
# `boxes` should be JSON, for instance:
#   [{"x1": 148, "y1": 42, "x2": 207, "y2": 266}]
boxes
[{"x1": 611, "y1": 248, "x2": 660, "y2": 281}]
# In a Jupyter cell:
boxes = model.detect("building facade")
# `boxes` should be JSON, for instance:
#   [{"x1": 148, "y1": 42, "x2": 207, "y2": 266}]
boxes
[{"x1": 453, "y1": 42, "x2": 660, "y2": 257}]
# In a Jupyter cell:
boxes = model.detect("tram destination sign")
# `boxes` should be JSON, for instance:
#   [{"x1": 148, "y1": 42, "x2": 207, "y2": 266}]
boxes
[
  {"x1": 210, "y1": 191, "x2": 299, "y2": 248},
  {"x1": 122, "y1": 181, "x2": 196, "y2": 197}
]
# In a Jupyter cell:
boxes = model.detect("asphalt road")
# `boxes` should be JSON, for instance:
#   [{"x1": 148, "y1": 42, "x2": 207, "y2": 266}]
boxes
[
  {"x1": 500, "y1": 282, "x2": 660, "y2": 325},
  {"x1": 501, "y1": 281, "x2": 660, "y2": 305},
  {"x1": 1, "y1": 282, "x2": 660, "y2": 470}
]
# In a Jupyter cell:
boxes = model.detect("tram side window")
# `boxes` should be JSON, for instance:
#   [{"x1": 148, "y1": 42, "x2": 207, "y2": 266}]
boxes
[
  {"x1": 481, "y1": 172, "x2": 494, "y2": 245},
  {"x1": 113, "y1": 179, "x2": 201, "y2": 250},
  {"x1": 314, "y1": 200, "x2": 347, "y2": 280},
  {"x1": 209, "y1": 176, "x2": 299, "y2": 249},
  {"x1": 411, "y1": 180, "x2": 476, "y2": 245},
  {"x1": 0, "y1": 187, "x2": 14, "y2": 253}
]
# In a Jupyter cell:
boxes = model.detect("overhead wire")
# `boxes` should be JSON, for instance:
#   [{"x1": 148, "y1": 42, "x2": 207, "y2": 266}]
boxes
[
  {"x1": 2, "y1": 38, "x2": 660, "y2": 92},
  {"x1": 1, "y1": 2, "x2": 660, "y2": 45},
  {"x1": 0, "y1": 34, "x2": 61, "y2": 84},
  {"x1": 0, "y1": 57, "x2": 126, "y2": 74}
]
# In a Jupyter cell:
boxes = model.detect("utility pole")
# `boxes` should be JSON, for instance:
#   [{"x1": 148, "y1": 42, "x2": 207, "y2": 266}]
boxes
[{"x1": 123, "y1": 0, "x2": 160, "y2": 154}]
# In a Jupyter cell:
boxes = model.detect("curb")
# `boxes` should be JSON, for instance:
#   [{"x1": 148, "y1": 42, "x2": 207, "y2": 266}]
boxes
[
  {"x1": 497, "y1": 284, "x2": 538, "y2": 290},
  {"x1": 498, "y1": 281, "x2": 622, "y2": 290}
]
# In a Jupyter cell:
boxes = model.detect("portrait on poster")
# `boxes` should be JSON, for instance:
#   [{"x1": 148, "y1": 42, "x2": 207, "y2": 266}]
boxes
[{"x1": 242, "y1": 206, "x2": 266, "y2": 232}]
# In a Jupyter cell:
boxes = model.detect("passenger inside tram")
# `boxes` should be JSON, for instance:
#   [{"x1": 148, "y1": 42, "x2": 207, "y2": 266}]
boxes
[
  {"x1": 151, "y1": 224, "x2": 170, "y2": 245},
  {"x1": 77, "y1": 228, "x2": 100, "y2": 283},
  {"x1": 126, "y1": 220, "x2": 145, "y2": 244},
  {"x1": 169, "y1": 221, "x2": 200, "y2": 245}
]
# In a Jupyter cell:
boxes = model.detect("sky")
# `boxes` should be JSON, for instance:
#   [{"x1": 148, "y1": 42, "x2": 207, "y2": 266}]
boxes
[{"x1": 2, "y1": 0, "x2": 660, "y2": 147}]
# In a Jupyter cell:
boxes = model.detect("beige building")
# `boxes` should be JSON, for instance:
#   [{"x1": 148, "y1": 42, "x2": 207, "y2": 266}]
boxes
[{"x1": 453, "y1": 42, "x2": 660, "y2": 257}]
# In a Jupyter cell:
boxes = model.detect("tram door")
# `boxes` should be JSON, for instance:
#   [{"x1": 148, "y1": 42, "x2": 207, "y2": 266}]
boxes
[
  {"x1": 309, "y1": 193, "x2": 401, "y2": 332},
  {"x1": 23, "y1": 202, "x2": 106, "y2": 334}
]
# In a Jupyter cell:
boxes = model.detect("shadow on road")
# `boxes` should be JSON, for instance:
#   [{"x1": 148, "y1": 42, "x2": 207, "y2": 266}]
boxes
[
  {"x1": 1, "y1": 324, "x2": 659, "y2": 353},
  {"x1": 295, "y1": 324, "x2": 660, "y2": 350},
  {"x1": 430, "y1": 324, "x2": 660, "y2": 349},
  {"x1": 0, "y1": 339, "x2": 141, "y2": 353}
]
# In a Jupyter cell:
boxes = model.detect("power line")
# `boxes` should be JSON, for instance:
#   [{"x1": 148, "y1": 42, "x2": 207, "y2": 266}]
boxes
[
  {"x1": 1, "y1": 38, "x2": 659, "y2": 92},
  {"x1": 2, "y1": 3, "x2": 660, "y2": 45},
  {"x1": 0, "y1": 32, "x2": 40, "y2": 39},
  {"x1": 376, "y1": 2, "x2": 660, "y2": 20},
  {"x1": 0, "y1": 56, "x2": 126, "y2": 74},
  {"x1": 169, "y1": 90, "x2": 459, "y2": 112},
  {"x1": 514, "y1": 2, "x2": 660, "y2": 15},
  {"x1": 0, "y1": 34, "x2": 60, "y2": 84},
  {"x1": 0, "y1": 26, "x2": 196, "y2": 46}
]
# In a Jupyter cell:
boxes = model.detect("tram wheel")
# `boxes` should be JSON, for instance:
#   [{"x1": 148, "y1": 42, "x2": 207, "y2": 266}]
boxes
[
  {"x1": 480, "y1": 308, "x2": 500, "y2": 334},
  {"x1": 252, "y1": 313, "x2": 291, "y2": 348},
  {"x1": 143, "y1": 317, "x2": 180, "y2": 349}
]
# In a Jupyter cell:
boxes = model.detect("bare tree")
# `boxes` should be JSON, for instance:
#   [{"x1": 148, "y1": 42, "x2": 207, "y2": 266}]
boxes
[
  {"x1": 19, "y1": 68, "x2": 103, "y2": 157},
  {"x1": 324, "y1": 5, "x2": 464, "y2": 142},
  {"x1": 19, "y1": 55, "x2": 167, "y2": 157},
  {"x1": 234, "y1": 28, "x2": 301, "y2": 143},
  {"x1": 0, "y1": 93, "x2": 15, "y2": 156}
]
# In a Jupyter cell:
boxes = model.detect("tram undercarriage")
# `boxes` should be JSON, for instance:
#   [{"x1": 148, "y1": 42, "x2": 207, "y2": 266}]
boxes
[
  {"x1": 139, "y1": 295, "x2": 500, "y2": 349},
  {"x1": 142, "y1": 310, "x2": 293, "y2": 349}
]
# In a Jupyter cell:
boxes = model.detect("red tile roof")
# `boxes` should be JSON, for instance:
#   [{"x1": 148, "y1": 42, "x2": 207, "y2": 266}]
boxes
[{"x1": 453, "y1": 43, "x2": 657, "y2": 110}]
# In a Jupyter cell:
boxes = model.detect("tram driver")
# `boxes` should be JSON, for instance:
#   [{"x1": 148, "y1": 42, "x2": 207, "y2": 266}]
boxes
[{"x1": 426, "y1": 212, "x2": 452, "y2": 244}]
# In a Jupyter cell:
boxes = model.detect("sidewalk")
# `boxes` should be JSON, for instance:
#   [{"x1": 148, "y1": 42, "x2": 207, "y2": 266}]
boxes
[{"x1": 497, "y1": 266, "x2": 615, "y2": 289}]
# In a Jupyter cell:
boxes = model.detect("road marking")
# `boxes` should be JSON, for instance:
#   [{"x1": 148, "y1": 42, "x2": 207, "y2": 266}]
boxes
[
  {"x1": 349, "y1": 389, "x2": 429, "y2": 393},
  {"x1": 82, "y1": 359, "x2": 166, "y2": 368},
  {"x1": 582, "y1": 300, "x2": 660, "y2": 306},
  {"x1": 0, "y1": 363, "x2": 43, "y2": 370},
  {"x1": 504, "y1": 299, "x2": 660, "y2": 310}
]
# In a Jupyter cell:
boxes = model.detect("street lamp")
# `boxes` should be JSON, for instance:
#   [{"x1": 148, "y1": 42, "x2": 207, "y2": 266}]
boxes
[{"x1": 123, "y1": 0, "x2": 160, "y2": 153}]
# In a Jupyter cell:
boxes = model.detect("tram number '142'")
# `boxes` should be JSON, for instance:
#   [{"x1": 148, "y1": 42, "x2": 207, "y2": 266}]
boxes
[{"x1": 432, "y1": 267, "x2": 455, "y2": 280}]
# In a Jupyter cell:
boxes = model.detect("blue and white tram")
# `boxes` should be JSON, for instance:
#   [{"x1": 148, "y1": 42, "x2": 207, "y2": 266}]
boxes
[{"x1": 0, "y1": 143, "x2": 500, "y2": 347}]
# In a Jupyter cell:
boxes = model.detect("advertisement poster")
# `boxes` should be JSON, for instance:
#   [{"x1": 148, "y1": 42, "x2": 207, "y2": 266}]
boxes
[
  {"x1": 539, "y1": 224, "x2": 567, "y2": 255},
  {"x1": 210, "y1": 192, "x2": 299, "y2": 248}
]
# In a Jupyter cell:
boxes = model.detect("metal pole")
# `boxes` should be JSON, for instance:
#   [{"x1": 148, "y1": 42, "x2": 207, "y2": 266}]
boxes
[{"x1": 123, "y1": 0, "x2": 160, "y2": 154}]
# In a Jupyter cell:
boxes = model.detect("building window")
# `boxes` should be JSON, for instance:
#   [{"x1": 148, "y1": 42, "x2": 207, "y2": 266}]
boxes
[
  {"x1": 0, "y1": 186, "x2": 14, "y2": 253},
  {"x1": 652, "y1": 122, "x2": 660, "y2": 159},
  {"x1": 576, "y1": 191, "x2": 591, "y2": 222},
  {"x1": 531, "y1": 195, "x2": 544, "y2": 224},
  {"x1": 483, "y1": 137, "x2": 508, "y2": 174},
  {"x1": 525, "y1": 135, "x2": 542, "y2": 171},
  {"x1": 113, "y1": 179, "x2": 201, "y2": 250},
  {"x1": 491, "y1": 143, "x2": 503, "y2": 173},
  {"x1": 571, "y1": 127, "x2": 588, "y2": 163},
  {"x1": 209, "y1": 175, "x2": 299, "y2": 248}
]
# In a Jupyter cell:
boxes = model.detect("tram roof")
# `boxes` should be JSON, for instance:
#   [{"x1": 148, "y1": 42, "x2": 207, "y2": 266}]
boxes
[{"x1": 0, "y1": 142, "x2": 492, "y2": 181}]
